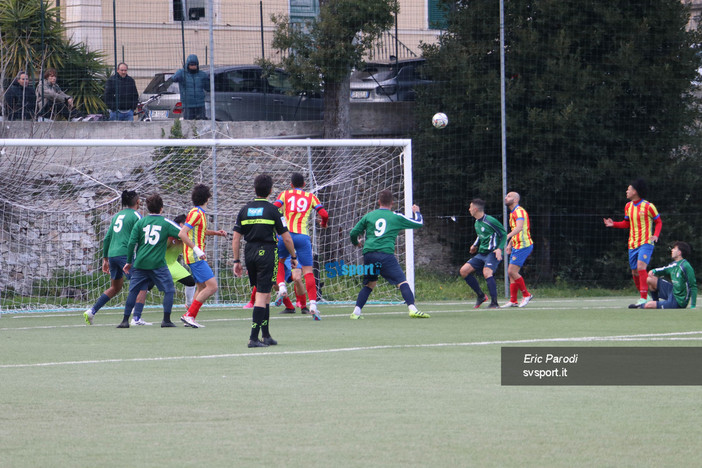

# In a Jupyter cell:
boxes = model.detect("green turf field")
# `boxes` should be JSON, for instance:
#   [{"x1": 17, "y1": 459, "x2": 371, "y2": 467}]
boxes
[{"x1": 2, "y1": 299, "x2": 701, "y2": 467}]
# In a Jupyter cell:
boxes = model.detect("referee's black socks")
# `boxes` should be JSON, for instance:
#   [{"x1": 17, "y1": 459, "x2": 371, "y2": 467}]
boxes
[
  {"x1": 251, "y1": 306, "x2": 265, "y2": 340},
  {"x1": 262, "y1": 304, "x2": 271, "y2": 338}
]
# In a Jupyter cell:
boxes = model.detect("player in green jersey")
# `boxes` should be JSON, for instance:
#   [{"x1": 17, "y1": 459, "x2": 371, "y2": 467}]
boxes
[
  {"x1": 630, "y1": 241, "x2": 697, "y2": 309},
  {"x1": 117, "y1": 194, "x2": 185, "y2": 328},
  {"x1": 84, "y1": 190, "x2": 149, "y2": 325},
  {"x1": 460, "y1": 198, "x2": 507, "y2": 308},
  {"x1": 349, "y1": 189, "x2": 428, "y2": 319}
]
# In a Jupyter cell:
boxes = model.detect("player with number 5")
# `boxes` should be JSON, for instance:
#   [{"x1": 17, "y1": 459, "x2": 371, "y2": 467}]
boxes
[
  {"x1": 118, "y1": 194, "x2": 183, "y2": 328},
  {"x1": 84, "y1": 190, "x2": 149, "y2": 326},
  {"x1": 349, "y1": 189, "x2": 428, "y2": 319}
]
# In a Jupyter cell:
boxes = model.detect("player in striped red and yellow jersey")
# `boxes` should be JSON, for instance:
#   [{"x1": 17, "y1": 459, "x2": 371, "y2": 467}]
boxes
[
  {"x1": 603, "y1": 179, "x2": 662, "y2": 305},
  {"x1": 177, "y1": 184, "x2": 227, "y2": 328},
  {"x1": 270, "y1": 173, "x2": 328, "y2": 318},
  {"x1": 502, "y1": 192, "x2": 534, "y2": 308}
]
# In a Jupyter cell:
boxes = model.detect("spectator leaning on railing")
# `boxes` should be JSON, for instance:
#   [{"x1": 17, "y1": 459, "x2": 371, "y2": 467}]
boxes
[
  {"x1": 4, "y1": 71, "x2": 36, "y2": 121},
  {"x1": 104, "y1": 62, "x2": 139, "y2": 121}
]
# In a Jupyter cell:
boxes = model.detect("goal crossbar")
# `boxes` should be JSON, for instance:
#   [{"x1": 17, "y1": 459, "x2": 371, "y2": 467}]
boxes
[{"x1": 0, "y1": 138, "x2": 411, "y2": 148}]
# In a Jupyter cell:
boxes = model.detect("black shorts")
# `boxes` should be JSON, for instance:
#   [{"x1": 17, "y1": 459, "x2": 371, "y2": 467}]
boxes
[{"x1": 244, "y1": 243, "x2": 278, "y2": 294}]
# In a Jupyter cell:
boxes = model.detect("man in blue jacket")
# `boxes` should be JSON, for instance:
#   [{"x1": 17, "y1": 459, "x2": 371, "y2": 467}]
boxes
[{"x1": 172, "y1": 54, "x2": 209, "y2": 120}]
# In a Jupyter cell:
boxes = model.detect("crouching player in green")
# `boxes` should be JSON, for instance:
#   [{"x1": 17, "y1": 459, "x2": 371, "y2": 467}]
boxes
[
  {"x1": 349, "y1": 190, "x2": 427, "y2": 319},
  {"x1": 119, "y1": 194, "x2": 183, "y2": 328},
  {"x1": 630, "y1": 241, "x2": 697, "y2": 310}
]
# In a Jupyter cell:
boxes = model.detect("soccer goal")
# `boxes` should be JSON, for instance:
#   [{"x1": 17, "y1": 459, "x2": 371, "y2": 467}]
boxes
[{"x1": 0, "y1": 137, "x2": 414, "y2": 313}]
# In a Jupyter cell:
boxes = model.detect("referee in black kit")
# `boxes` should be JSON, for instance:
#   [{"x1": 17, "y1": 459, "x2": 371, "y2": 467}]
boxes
[{"x1": 232, "y1": 174, "x2": 297, "y2": 348}]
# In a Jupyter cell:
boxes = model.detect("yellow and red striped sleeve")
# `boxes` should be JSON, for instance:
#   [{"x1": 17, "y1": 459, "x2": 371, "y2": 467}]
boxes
[{"x1": 183, "y1": 207, "x2": 208, "y2": 264}]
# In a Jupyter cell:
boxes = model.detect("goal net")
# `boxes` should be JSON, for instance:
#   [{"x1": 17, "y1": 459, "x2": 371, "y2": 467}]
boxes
[{"x1": 0, "y1": 137, "x2": 413, "y2": 313}]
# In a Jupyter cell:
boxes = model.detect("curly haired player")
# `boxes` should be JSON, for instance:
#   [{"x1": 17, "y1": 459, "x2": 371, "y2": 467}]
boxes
[{"x1": 604, "y1": 178, "x2": 662, "y2": 306}]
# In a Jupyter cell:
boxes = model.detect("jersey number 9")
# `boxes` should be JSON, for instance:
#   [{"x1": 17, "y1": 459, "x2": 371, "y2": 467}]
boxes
[{"x1": 374, "y1": 219, "x2": 386, "y2": 237}]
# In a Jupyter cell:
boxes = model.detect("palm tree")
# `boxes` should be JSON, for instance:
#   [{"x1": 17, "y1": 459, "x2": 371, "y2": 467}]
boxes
[{"x1": 1, "y1": 0, "x2": 108, "y2": 114}]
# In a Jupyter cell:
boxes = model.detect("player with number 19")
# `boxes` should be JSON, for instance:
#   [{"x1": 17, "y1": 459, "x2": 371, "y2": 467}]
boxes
[
  {"x1": 273, "y1": 172, "x2": 329, "y2": 319},
  {"x1": 349, "y1": 189, "x2": 428, "y2": 319},
  {"x1": 119, "y1": 193, "x2": 183, "y2": 328}
]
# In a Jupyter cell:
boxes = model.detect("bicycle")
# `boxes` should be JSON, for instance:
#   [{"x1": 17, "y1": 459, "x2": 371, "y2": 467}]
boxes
[{"x1": 135, "y1": 93, "x2": 163, "y2": 121}]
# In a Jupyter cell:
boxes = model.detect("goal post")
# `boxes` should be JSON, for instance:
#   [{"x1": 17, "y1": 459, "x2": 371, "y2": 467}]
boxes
[{"x1": 0, "y1": 138, "x2": 414, "y2": 313}]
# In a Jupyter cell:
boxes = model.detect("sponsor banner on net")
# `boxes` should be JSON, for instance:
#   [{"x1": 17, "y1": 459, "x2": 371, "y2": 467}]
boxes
[{"x1": 324, "y1": 260, "x2": 380, "y2": 278}]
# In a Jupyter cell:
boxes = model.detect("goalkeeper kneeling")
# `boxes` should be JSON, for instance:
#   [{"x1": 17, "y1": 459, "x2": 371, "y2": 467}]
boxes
[{"x1": 630, "y1": 241, "x2": 697, "y2": 310}]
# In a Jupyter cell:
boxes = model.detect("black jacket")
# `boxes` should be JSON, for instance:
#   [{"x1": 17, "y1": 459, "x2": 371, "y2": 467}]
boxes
[
  {"x1": 104, "y1": 74, "x2": 139, "y2": 111},
  {"x1": 4, "y1": 80, "x2": 36, "y2": 120}
]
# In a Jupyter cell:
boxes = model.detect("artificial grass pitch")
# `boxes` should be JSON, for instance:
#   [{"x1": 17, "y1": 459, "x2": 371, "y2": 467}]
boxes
[{"x1": 1, "y1": 298, "x2": 701, "y2": 467}]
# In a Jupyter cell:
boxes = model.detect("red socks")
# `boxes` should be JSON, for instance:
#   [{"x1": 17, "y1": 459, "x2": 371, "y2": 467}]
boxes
[
  {"x1": 186, "y1": 299, "x2": 203, "y2": 318},
  {"x1": 304, "y1": 272, "x2": 317, "y2": 302},
  {"x1": 296, "y1": 294, "x2": 307, "y2": 308},
  {"x1": 283, "y1": 296, "x2": 294, "y2": 309},
  {"x1": 249, "y1": 287, "x2": 256, "y2": 303},
  {"x1": 509, "y1": 277, "x2": 529, "y2": 303},
  {"x1": 515, "y1": 277, "x2": 528, "y2": 296},
  {"x1": 276, "y1": 261, "x2": 286, "y2": 284},
  {"x1": 638, "y1": 269, "x2": 648, "y2": 298},
  {"x1": 510, "y1": 283, "x2": 519, "y2": 303}
]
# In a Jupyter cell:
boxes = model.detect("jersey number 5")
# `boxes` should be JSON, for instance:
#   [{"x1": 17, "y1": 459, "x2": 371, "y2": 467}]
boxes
[{"x1": 113, "y1": 214, "x2": 126, "y2": 232}]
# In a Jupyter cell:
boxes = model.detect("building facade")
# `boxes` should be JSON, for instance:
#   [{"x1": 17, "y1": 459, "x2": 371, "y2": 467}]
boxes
[{"x1": 54, "y1": 0, "x2": 444, "y2": 89}]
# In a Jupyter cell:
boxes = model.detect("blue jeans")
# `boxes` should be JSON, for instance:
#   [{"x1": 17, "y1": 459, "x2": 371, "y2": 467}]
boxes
[{"x1": 109, "y1": 110, "x2": 134, "y2": 121}]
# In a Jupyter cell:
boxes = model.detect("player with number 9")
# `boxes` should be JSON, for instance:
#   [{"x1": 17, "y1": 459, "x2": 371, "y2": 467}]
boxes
[
  {"x1": 118, "y1": 193, "x2": 183, "y2": 328},
  {"x1": 348, "y1": 189, "x2": 428, "y2": 319}
]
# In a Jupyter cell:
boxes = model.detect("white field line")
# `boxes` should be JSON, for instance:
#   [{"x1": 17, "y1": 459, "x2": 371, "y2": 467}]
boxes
[
  {"x1": 0, "y1": 297, "x2": 631, "y2": 318},
  {"x1": 2, "y1": 298, "x2": 643, "y2": 323},
  {"x1": 0, "y1": 305, "x2": 629, "y2": 330},
  {"x1": 2, "y1": 331, "x2": 702, "y2": 369}
]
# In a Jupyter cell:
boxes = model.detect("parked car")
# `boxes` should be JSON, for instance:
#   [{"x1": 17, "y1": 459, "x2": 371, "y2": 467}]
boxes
[
  {"x1": 349, "y1": 58, "x2": 432, "y2": 103},
  {"x1": 138, "y1": 65, "x2": 322, "y2": 121},
  {"x1": 206, "y1": 65, "x2": 322, "y2": 121},
  {"x1": 138, "y1": 72, "x2": 182, "y2": 120}
]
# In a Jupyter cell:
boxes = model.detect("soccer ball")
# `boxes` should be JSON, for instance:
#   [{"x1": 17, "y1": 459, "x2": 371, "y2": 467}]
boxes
[{"x1": 432, "y1": 112, "x2": 448, "y2": 129}]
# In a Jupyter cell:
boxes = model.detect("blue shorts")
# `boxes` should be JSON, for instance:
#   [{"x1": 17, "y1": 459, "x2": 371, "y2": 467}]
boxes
[
  {"x1": 189, "y1": 260, "x2": 215, "y2": 284},
  {"x1": 282, "y1": 257, "x2": 292, "y2": 283},
  {"x1": 508, "y1": 245, "x2": 533, "y2": 267},
  {"x1": 128, "y1": 266, "x2": 174, "y2": 295},
  {"x1": 278, "y1": 233, "x2": 313, "y2": 267},
  {"x1": 656, "y1": 279, "x2": 681, "y2": 309},
  {"x1": 362, "y1": 251, "x2": 407, "y2": 286},
  {"x1": 468, "y1": 252, "x2": 502, "y2": 272},
  {"x1": 109, "y1": 255, "x2": 130, "y2": 280},
  {"x1": 629, "y1": 244, "x2": 654, "y2": 270}
]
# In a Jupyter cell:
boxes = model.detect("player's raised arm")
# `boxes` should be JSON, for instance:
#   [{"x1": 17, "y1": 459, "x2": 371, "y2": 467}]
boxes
[{"x1": 316, "y1": 205, "x2": 329, "y2": 227}]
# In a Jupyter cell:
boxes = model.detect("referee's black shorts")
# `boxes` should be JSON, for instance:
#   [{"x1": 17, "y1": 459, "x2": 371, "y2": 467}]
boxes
[{"x1": 244, "y1": 243, "x2": 278, "y2": 294}]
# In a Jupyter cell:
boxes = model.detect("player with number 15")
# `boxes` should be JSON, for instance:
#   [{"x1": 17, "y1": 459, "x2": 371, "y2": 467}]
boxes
[
  {"x1": 349, "y1": 189, "x2": 428, "y2": 319},
  {"x1": 118, "y1": 194, "x2": 183, "y2": 328}
]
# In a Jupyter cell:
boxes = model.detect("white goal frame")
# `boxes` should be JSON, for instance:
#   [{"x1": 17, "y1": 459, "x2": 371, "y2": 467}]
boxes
[{"x1": 0, "y1": 137, "x2": 416, "y2": 295}]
